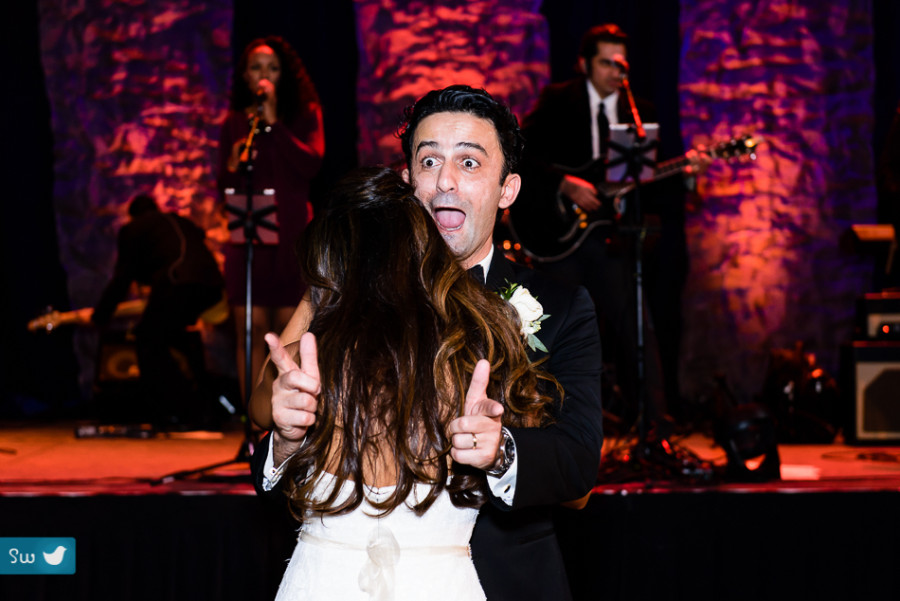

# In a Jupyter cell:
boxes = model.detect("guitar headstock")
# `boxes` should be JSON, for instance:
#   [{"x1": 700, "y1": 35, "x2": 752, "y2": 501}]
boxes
[
  {"x1": 28, "y1": 309, "x2": 62, "y2": 333},
  {"x1": 708, "y1": 134, "x2": 763, "y2": 161}
]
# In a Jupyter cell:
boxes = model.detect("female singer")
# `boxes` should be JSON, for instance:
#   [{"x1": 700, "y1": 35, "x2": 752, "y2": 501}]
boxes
[{"x1": 217, "y1": 35, "x2": 325, "y2": 401}]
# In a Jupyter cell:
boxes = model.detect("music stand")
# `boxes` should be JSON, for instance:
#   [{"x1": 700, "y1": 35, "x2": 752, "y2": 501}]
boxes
[
  {"x1": 152, "y1": 111, "x2": 277, "y2": 485},
  {"x1": 225, "y1": 189, "x2": 279, "y2": 246},
  {"x1": 607, "y1": 123, "x2": 658, "y2": 184}
]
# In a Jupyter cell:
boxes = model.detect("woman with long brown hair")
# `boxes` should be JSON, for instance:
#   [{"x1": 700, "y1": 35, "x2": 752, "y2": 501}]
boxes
[
  {"x1": 264, "y1": 167, "x2": 557, "y2": 600},
  {"x1": 217, "y1": 35, "x2": 324, "y2": 403}
]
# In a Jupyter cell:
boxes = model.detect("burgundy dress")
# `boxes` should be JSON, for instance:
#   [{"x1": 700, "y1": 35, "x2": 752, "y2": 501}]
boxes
[{"x1": 217, "y1": 107, "x2": 323, "y2": 307}]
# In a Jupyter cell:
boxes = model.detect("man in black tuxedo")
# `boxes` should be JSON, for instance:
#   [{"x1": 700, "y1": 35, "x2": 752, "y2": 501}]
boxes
[
  {"x1": 516, "y1": 23, "x2": 705, "y2": 433},
  {"x1": 251, "y1": 86, "x2": 603, "y2": 601}
]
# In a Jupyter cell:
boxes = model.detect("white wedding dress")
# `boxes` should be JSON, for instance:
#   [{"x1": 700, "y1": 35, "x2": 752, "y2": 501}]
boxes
[{"x1": 274, "y1": 472, "x2": 486, "y2": 601}]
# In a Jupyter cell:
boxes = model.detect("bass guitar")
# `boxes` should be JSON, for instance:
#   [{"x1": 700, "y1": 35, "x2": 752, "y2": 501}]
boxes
[{"x1": 504, "y1": 134, "x2": 762, "y2": 263}]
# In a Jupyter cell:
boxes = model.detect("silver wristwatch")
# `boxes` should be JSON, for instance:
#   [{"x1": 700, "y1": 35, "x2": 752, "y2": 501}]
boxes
[{"x1": 485, "y1": 427, "x2": 516, "y2": 477}]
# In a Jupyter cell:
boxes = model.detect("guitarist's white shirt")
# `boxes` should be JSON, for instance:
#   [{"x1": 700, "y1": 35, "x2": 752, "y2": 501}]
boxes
[{"x1": 587, "y1": 80, "x2": 620, "y2": 160}]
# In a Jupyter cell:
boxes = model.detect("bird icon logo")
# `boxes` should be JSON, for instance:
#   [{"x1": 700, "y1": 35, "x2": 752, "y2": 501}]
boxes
[{"x1": 42, "y1": 545, "x2": 67, "y2": 566}]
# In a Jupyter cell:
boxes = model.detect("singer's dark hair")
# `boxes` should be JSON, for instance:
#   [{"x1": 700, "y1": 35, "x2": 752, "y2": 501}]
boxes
[
  {"x1": 397, "y1": 85, "x2": 524, "y2": 184},
  {"x1": 230, "y1": 36, "x2": 319, "y2": 124},
  {"x1": 578, "y1": 23, "x2": 629, "y2": 63}
]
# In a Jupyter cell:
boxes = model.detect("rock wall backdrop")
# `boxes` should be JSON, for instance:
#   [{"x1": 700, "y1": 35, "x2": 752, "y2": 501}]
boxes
[{"x1": 35, "y1": 0, "x2": 877, "y2": 404}]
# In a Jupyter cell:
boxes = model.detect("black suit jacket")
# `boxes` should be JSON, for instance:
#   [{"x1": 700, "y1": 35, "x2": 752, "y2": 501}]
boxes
[
  {"x1": 471, "y1": 254, "x2": 603, "y2": 601},
  {"x1": 250, "y1": 253, "x2": 603, "y2": 601}
]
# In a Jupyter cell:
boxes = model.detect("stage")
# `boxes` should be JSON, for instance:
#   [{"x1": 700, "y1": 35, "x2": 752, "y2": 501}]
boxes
[{"x1": 2, "y1": 421, "x2": 900, "y2": 600}]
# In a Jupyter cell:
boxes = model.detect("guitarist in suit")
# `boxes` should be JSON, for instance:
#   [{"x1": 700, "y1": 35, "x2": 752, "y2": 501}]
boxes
[
  {"x1": 517, "y1": 23, "x2": 708, "y2": 436},
  {"x1": 249, "y1": 85, "x2": 604, "y2": 601}
]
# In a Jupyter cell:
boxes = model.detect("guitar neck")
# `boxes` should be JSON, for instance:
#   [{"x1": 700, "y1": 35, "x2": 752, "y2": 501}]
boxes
[
  {"x1": 653, "y1": 155, "x2": 692, "y2": 181},
  {"x1": 653, "y1": 139, "x2": 750, "y2": 182},
  {"x1": 27, "y1": 300, "x2": 147, "y2": 333},
  {"x1": 28, "y1": 309, "x2": 84, "y2": 332}
]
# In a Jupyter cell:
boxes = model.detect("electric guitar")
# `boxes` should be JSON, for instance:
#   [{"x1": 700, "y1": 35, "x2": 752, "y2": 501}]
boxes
[
  {"x1": 28, "y1": 294, "x2": 229, "y2": 333},
  {"x1": 504, "y1": 134, "x2": 763, "y2": 263}
]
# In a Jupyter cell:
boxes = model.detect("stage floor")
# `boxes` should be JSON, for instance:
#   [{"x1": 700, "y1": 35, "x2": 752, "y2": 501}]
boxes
[
  {"x1": 3, "y1": 420, "x2": 900, "y2": 495},
  {"x1": 4, "y1": 420, "x2": 900, "y2": 601},
  {"x1": 0, "y1": 420, "x2": 256, "y2": 495}
]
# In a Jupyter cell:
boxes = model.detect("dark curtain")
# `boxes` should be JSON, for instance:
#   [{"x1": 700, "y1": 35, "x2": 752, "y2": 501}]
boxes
[{"x1": 1, "y1": 2, "x2": 81, "y2": 417}]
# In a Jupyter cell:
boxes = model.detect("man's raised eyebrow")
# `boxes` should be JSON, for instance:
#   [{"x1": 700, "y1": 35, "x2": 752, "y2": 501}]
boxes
[
  {"x1": 457, "y1": 141, "x2": 488, "y2": 155},
  {"x1": 415, "y1": 140, "x2": 439, "y2": 155},
  {"x1": 414, "y1": 140, "x2": 488, "y2": 156}
]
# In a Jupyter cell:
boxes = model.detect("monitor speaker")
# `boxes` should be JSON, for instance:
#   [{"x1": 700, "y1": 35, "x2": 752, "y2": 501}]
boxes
[{"x1": 841, "y1": 341, "x2": 900, "y2": 444}]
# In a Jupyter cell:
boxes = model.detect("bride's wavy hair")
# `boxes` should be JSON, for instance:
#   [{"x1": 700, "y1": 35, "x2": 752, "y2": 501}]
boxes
[{"x1": 283, "y1": 166, "x2": 558, "y2": 519}]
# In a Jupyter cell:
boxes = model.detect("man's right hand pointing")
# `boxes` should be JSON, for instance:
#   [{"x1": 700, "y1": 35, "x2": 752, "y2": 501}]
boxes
[{"x1": 448, "y1": 359, "x2": 505, "y2": 470}]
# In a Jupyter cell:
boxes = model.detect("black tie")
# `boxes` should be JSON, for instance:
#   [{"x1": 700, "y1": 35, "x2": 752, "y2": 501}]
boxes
[
  {"x1": 467, "y1": 264, "x2": 485, "y2": 285},
  {"x1": 597, "y1": 103, "x2": 610, "y2": 159}
]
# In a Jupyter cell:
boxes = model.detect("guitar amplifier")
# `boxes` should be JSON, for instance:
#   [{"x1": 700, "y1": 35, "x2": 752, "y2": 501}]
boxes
[
  {"x1": 840, "y1": 341, "x2": 900, "y2": 444},
  {"x1": 96, "y1": 340, "x2": 140, "y2": 382},
  {"x1": 856, "y1": 292, "x2": 900, "y2": 340}
]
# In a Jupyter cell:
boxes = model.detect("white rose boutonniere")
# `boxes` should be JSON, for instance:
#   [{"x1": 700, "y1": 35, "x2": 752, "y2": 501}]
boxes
[{"x1": 499, "y1": 281, "x2": 550, "y2": 353}]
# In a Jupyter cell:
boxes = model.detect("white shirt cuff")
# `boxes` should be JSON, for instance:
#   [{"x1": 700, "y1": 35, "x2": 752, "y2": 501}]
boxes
[
  {"x1": 261, "y1": 433, "x2": 293, "y2": 491},
  {"x1": 486, "y1": 442, "x2": 518, "y2": 506}
]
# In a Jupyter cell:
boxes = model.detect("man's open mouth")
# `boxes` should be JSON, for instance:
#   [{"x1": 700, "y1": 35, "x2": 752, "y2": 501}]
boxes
[{"x1": 433, "y1": 207, "x2": 466, "y2": 231}]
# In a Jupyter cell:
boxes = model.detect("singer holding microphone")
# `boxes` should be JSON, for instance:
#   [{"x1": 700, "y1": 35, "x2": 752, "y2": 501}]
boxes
[{"x1": 217, "y1": 36, "x2": 325, "y2": 404}]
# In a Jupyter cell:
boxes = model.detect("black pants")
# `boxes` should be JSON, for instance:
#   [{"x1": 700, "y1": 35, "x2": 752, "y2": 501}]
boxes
[
  {"x1": 134, "y1": 283, "x2": 222, "y2": 427},
  {"x1": 536, "y1": 229, "x2": 668, "y2": 431}
]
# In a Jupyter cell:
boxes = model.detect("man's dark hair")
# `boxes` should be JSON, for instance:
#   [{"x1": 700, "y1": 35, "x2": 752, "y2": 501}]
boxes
[
  {"x1": 578, "y1": 23, "x2": 629, "y2": 64},
  {"x1": 128, "y1": 194, "x2": 158, "y2": 218},
  {"x1": 398, "y1": 85, "x2": 525, "y2": 183}
]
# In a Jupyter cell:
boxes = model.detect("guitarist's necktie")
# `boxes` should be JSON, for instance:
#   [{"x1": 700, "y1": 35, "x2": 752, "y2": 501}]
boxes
[{"x1": 597, "y1": 103, "x2": 610, "y2": 160}]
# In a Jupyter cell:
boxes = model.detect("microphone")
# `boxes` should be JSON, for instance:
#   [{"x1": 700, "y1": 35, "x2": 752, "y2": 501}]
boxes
[
  {"x1": 611, "y1": 54, "x2": 629, "y2": 75},
  {"x1": 255, "y1": 86, "x2": 267, "y2": 103}
]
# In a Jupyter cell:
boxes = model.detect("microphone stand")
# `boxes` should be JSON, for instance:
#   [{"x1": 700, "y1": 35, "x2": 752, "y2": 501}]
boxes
[
  {"x1": 598, "y1": 76, "x2": 711, "y2": 483},
  {"x1": 152, "y1": 99, "x2": 277, "y2": 485},
  {"x1": 614, "y1": 74, "x2": 652, "y2": 451}
]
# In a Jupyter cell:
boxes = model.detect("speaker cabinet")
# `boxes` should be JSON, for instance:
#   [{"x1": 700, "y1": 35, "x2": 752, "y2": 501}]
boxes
[
  {"x1": 91, "y1": 333, "x2": 145, "y2": 423},
  {"x1": 96, "y1": 341, "x2": 140, "y2": 382},
  {"x1": 841, "y1": 341, "x2": 900, "y2": 444},
  {"x1": 856, "y1": 292, "x2": 900, "y2": 339}
]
